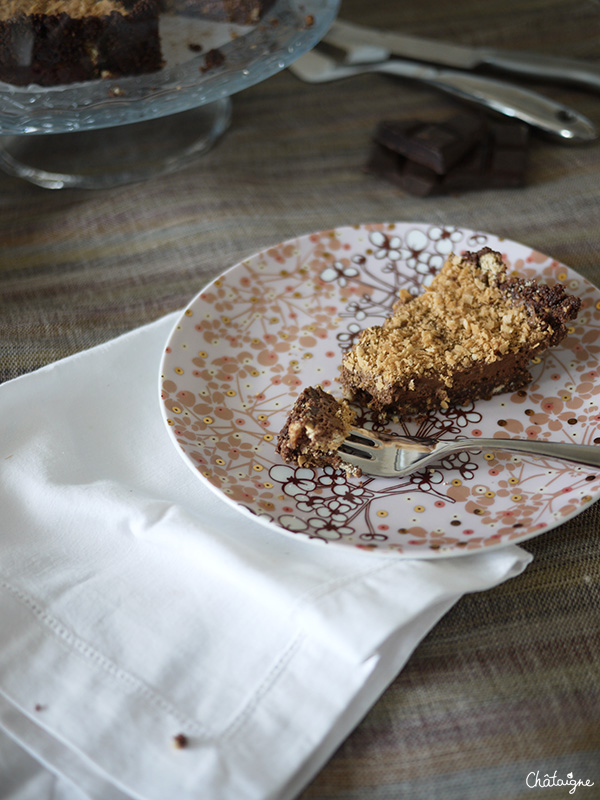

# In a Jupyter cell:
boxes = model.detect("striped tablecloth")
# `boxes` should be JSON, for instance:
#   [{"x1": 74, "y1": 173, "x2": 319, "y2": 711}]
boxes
[{"x1": 1, "y1": 0, "x2": 599, "y2": 796}]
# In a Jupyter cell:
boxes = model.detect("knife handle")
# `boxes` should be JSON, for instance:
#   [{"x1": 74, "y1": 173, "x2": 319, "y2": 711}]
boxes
[
  {"x1": 482, "y1": 50, "x2": 600, "y2": 93},
  {"x1": 376, "y1": 61, "x2": 597, "y2": 142}
]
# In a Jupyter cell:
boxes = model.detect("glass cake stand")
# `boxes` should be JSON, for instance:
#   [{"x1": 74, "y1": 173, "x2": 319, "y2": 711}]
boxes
[{"x1": 0, "y1": 0, "x2": 339, "y2": 189}]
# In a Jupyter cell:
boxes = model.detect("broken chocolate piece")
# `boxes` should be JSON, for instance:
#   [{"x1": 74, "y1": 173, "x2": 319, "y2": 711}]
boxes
[
  {"x1": 367, "y1": 116, "x2": 529, "y2": 196},
  {"x1": 373, "y1": 113, "x2": 486, "y2": 175},
  {"x1": 442, "y1": 120, "x2": 529, "y2": 192},
  {"x1": 398, "y1": 160, "x2": 439, "y2": 197}
]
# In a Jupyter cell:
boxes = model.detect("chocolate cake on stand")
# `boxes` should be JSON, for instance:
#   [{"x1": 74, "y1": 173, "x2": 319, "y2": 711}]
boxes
[{"x1": 0, "y1": 0, "x2": 338, "y2": 188}]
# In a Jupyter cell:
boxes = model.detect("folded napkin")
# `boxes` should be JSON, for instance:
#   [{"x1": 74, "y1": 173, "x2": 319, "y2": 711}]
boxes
[{"x1": 0, "y1": 313, "x2": 531, "y2": 800}]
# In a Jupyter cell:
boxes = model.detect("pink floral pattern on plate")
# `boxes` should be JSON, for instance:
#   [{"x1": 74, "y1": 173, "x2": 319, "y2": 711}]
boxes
[{"x1": 159, "y1": 223, "x2": 600, "y2": 557}]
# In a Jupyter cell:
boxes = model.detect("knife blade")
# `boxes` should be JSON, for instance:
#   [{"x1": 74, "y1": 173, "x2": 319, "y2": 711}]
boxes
[{"x1": 325, "y1": 19, "x2": 600, "y2": 94}]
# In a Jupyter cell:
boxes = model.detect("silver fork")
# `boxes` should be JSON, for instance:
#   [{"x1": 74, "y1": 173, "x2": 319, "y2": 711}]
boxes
[
  {"x1": 288, "y1": 48, "x2": 597, "y2": 143},
  {"x1": 339, "y1": 428, "x2": 600, "y2": 477}
]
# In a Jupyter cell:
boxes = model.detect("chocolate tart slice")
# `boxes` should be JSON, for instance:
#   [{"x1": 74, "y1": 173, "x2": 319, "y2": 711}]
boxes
[
  {"x1": 276, "y1": 386, "x2": 357, "y2": 471},
  {"x1": 339, "y1": 248, "x2": 581, "y2": 419}
]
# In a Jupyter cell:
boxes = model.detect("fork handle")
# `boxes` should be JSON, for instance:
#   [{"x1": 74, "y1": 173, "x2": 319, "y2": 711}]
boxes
[
  {"x1": 481, "y1": 49, "x2": 600, "y2": 93},
  {"x1": 376, "y1": 61, "x2": 596, "y2": 142},
  {"x1": 438, "y1": 438, "x2": 600, "y2": 469}
]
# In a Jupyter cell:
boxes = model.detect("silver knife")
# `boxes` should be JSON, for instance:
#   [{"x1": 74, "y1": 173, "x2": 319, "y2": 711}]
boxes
[{"x1": 325, "y1": 19, "x2": 600, "y2": 93}]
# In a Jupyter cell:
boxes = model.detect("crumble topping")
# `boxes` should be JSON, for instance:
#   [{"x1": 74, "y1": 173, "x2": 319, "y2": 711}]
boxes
[
  {"x1": 1, "y1": 0, "x2": 126, "y2": 18},
  {"x1": 343, "y1": 250, "x2": 551, "y2": 390}
]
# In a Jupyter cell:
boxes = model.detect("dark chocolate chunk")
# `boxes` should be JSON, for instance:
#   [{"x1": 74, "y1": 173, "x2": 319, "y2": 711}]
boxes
[
  {"x1": 366, "y1": 142, "x2": 438, "y2": 196},
  {"x1": 442, "y1": 121, "x2": 529, "y2": 192},
  {"x1": 366, "y1": 142, "x2": 443, "y2": 196},
  {"x1": 492, "y1": 120, "x2": 530, "y2": 148},
  {"x1": 366, "y1": 143, "x2": 406, "y2": 189},
  {"x1": 367, "y1": 116, "x2": 529, "y2": 196},
  {"x1": 398, "y1": 160, "x2": 440, "y2": 197},
  {"x1": 373, "y1": 112, "x2": 486, "y2": 175}
]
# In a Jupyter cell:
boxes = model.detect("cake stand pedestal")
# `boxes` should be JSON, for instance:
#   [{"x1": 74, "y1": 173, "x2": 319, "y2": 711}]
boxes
[{"x1": 0, "y1": 99, "x2": 231, "y2": 189}]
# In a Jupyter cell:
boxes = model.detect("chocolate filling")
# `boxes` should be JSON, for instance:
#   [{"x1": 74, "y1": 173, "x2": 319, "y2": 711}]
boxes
[{"x1": 345, "y1": 352, "x2": 532, "y2": 417}]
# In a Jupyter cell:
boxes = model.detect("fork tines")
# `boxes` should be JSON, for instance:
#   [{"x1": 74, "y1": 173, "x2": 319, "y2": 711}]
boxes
[{"x1": 338, "y1": 428, "x2": 380, "y2": 461}]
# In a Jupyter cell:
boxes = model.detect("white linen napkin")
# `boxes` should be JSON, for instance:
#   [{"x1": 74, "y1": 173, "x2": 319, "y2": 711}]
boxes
[{"x1": 0, "y1": 313, "x2": 531, "y2": 800}]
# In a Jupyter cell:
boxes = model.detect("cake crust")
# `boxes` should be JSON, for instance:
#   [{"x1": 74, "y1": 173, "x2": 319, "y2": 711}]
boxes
[{"x1": 339, "y1": 248, "x2": 580, "y2": 418}]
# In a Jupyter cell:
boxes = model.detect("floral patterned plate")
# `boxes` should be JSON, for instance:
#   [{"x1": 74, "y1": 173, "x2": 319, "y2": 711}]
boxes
[{"x1": 159, "y1": 223, "x2": 600, "y2": 557}]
